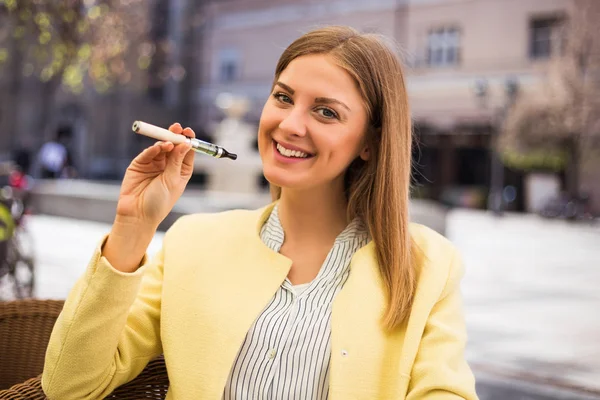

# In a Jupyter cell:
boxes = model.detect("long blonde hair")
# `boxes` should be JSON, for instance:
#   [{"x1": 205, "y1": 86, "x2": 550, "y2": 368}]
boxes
[{"x1": 269, "y1": 26, "x2": 416, "y2": 330}]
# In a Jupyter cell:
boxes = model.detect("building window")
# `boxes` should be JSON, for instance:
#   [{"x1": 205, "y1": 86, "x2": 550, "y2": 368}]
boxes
[
  {"x1": 427, "y1": 27, "x2": 460, "y2": 67},
  {"x1": 218, "y1": 49, "x2": 240, "y2": 83},
  {"x1": 529, "y1": 16, "x2": 565, "y2": 59}
]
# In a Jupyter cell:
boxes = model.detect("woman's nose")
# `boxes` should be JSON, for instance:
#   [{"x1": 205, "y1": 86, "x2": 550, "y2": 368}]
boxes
[{"x1": 278, "y1": 109, "x2": 307, "y2": 137}]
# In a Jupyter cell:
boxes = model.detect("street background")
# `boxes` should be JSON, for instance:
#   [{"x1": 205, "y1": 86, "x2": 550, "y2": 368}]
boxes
[{"x1": 1, "y1": 0, "x2": 600, "y2": 398}]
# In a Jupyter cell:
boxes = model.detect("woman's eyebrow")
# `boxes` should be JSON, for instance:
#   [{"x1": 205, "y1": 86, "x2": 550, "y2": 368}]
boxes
[
  {"x1": 275, "y1": 81, "x2": 351, "y2": 112},
  {"x1": 275, "y1": 81, "x2": 295, "y2": 94},
  {"x1": 315, "y1": 97, "x2": 351, "y2": 112}
]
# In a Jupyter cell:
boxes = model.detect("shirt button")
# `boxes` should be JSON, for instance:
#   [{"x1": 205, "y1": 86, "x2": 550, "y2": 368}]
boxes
[
  {"x1": 341, "y1": 349, "x2": 349, "y2": 357},
  {"x1": 268, "y1": 349, "x2": 277, "y2": 359}
]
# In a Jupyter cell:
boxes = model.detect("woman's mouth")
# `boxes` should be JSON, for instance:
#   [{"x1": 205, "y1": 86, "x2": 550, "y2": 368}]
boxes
[{"x1": 273, "y1": 140, "x2": 315, "y2": 161}]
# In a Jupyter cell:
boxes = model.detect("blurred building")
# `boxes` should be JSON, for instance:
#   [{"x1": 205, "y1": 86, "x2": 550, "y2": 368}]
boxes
[
  {"x1": 196, "y1": 0, "x2": 404, "y2": 125},
  {"x1": 2, "y1": 0, "x2": 597, "y2": 212},
  {"x1": 403, "y1": 0, "x2": 570, "y2": 211},
  {"x1": 195, "y1": 0, "x2": 597, "y2": 212}
]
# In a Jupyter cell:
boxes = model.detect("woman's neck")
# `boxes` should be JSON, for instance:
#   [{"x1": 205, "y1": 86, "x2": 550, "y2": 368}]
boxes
[{"x1": 277, "y1": 185, "x2": 349, "y2": 246}]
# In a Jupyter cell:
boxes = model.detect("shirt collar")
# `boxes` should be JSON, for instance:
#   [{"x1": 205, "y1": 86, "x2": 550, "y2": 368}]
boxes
[
  {"x1": 260, "y1": 203, "x2": 285, "y2": 253},
  {"x1": 260, "y1": 203, "x2": 370, "y2": 261}
]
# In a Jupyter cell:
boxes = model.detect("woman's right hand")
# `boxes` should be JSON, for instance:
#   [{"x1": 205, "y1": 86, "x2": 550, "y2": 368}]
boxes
[
  {"x1": 103, "y1": 123, "x2": 195, "y2": 272},
  {"x1": 115, "y1": 122, "x2": 196, "y2": 229}
]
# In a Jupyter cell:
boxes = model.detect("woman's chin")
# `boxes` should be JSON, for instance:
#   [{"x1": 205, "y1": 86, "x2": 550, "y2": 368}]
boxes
[
  {"x1": 263, "y1": 170, "x2": 304, "y2": 190},
  {"x1": 263, "y1": 175, "x2": 293, "y2": 189}
]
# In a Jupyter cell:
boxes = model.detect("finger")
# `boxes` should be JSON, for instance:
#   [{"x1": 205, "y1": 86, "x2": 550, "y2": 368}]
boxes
[
  {"x1": 168, "y1": 123, "x2": 183, "y2": 134},
  {"x1": 181, "y1": 127, "x2": 195, "y2": 139},
  {"x1": 165, "y1": 142, "x2": 192, "y2": 178},
  {"x1": 158, "y1": 141, "x2": 175, "y2": 152},
  {"x1": 135, "y1": 142, "x2": 173, "y2": 164},
  {"x1": 179, "y1": 128, "x2": 195, "y2": 171},
  {"x1": 182, "y1": 141, "x2": 195, "y2": 173},
  {"x1": 153, "y1": 142, "x2": 174, "y2": 163},
  {"x1": 135, "y1": 143, "x2": 162, "y2": 163}
]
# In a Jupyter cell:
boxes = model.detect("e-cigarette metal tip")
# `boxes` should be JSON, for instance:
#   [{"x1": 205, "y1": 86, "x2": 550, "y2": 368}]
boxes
[{"x1": 224, "y1": 150, "x2": 237, "y2": 160}]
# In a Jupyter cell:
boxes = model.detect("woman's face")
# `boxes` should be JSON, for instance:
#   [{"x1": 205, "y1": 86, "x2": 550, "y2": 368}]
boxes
[{"x1": 258, "y1": 54, "x2": 369, "y2": 194}]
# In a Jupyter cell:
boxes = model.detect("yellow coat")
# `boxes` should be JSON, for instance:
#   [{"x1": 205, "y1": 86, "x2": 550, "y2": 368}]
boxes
[{"x1": 42, "y1": 203, "x2": 478, "y2": 399}]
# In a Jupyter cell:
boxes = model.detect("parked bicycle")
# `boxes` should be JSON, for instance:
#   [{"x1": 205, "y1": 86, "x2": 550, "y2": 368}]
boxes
[
  {"x1": 538, "y1": 192, "x2": 596, "y2": 223},
  {"x1": 0, "y1": 163, "x2": 35, "y2": 300}
]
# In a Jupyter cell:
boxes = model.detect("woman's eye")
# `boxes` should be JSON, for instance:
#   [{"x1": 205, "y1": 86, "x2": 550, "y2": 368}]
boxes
[
  {"x1": 273, "y1": 93, "x2": 292, "y2": 104},
  {"x1": 316, "y1": 107, "x2": 339, "y2": 120}
]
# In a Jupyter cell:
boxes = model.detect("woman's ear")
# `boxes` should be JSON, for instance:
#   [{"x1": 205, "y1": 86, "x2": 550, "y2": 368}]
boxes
[
  {"x1": 360, "y1": 126, "x2": 378, "y2": 161},
  {"x1": 359, "y1": 145, "x2": 370, "y2": 161}
]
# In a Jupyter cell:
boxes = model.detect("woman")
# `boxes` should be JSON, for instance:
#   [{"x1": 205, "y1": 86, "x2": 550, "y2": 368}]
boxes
[{"x1": 42, "y1": 26, "x2": 478, "y2": 399}]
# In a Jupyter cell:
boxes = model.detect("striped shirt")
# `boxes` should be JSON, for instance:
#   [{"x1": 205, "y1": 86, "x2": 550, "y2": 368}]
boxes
[{"x1": 223, "y1": 204, "x2": 370, "y2": 399}]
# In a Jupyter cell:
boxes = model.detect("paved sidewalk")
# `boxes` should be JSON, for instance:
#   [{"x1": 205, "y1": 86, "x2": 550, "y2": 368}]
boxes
[
  {"x1": 9, "y1": 208, "x2": 600, "y2": 399},
  {"x1": 447, "y1": 210, "x2": 600, "y2": 398}
]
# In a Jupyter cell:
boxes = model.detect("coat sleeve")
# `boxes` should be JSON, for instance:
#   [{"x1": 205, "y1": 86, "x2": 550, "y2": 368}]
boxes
[
  {"x1": 406, "y1": 249, "x2": 479, "y2": 399},
  {"x1": 41, "y1": 234, "x2": 165, "y2": 400}
]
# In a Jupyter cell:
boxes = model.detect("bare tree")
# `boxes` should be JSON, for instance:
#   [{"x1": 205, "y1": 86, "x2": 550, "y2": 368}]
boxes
[{"x1": 500, "y1": 0, "x2": 600, "y2": 198}]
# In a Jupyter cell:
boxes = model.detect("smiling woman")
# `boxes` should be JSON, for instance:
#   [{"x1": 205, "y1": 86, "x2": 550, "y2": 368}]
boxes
[
  {"x1": 41, "y1": 26, "x2": 478, "y2": 400},
  {"x1": 259, "y1": 54, "x2": 368, "y2": 192},
  {"x1": 260, "y1": 29, "x2": 414, "y2": 328}
]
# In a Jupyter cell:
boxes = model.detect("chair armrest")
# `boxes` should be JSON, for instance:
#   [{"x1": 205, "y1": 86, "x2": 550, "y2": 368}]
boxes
[
  {"x1": 0, "y1": 299, "x2": 64, "y2": 389},
  {"x1": 0, "y1": 356, "x2": 169, "y2": 400},
  {"x1": 105, "y1": 355, "x2": 169, "y2": 399},
  {"x1": 0, "y1": 376, "x2": 46, "y2": 399}
]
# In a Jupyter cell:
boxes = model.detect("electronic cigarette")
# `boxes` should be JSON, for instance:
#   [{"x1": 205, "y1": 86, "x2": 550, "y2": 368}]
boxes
[{"x1": 132, "y1": 120, "x2": 237, "y2": 160}]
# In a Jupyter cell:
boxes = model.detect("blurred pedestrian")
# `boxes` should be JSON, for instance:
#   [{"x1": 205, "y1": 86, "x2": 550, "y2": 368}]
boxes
[
  {"x1": 36, "y1": 125, "x2": 76, "y2": 179},
  {"x1": 11, "y1": 145, "x2": 32, "y2": 176},
  {"x1": 42, "y1": 26, "x2": 478, "y2": 399}
]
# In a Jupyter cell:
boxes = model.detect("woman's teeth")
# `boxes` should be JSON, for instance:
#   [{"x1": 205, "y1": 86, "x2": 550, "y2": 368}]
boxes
[{"x1": 276, "y1": 143, "x2": 309, "y2": 158}]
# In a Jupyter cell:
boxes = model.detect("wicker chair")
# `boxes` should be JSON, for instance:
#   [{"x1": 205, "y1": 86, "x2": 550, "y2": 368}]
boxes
[{"x1": 0, "y1": 299, "x2": 169, "y2": 399}]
